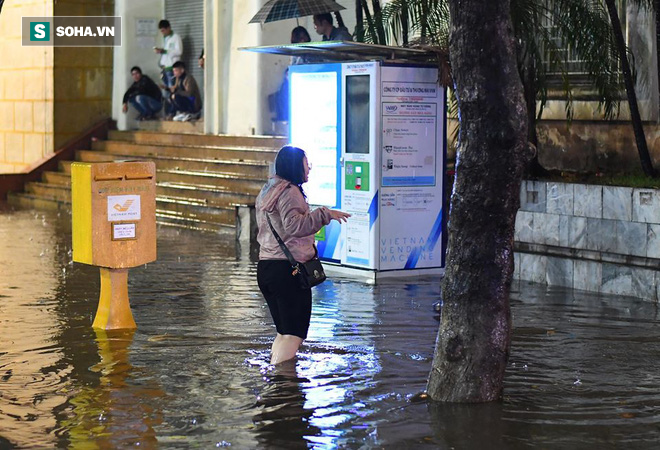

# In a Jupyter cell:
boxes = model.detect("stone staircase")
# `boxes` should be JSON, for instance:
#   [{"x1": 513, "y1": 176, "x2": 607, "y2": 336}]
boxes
[{"x1": 8, "y1": 122, "x2": 286, "y2": 232}]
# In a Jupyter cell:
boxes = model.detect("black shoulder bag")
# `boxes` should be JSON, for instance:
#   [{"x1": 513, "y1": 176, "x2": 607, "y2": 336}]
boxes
[{"x1": 266, "y1": 215, "x2": 327, "y2": 289}]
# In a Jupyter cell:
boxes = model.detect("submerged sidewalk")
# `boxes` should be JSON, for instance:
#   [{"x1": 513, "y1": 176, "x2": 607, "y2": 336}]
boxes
[{"x1": 2, "y1": 208, "x2": 660, "y2": 448}]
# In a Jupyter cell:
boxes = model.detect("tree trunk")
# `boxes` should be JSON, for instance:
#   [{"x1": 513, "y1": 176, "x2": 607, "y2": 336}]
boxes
[
  {"x1": 604, "y1": 0, "x2": 657, "y2": 177},
  {"x1": 355, "y1": 0, "x2": 364, "y2": 41},
  {"x1": 656, "y1": 0, "x2": 660, "y2": 108},
  {"x1": 426, "y1": 0, "x2": 531, "y2": 402},
  {"x1": 520, "y1": 50, "x2": 549, "y2": 178},
  {"x1": 360, "y1": 0, "x2": 378, "y2": 44},
  {"x1": 334, "y1": 11, "x2": 346, "y2": 29},
  {"x1": 401, "y1": 0, "x2": 409, "y2": 46},
  {"x1": 371, "y1": 0, "x2": 387, "y2": 45}
]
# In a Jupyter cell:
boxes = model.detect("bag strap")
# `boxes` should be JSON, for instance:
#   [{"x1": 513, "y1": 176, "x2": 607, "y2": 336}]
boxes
[
  {"x1": 266, "y1": 215, "x2": 298, "y2": 268},
  {"x1": 266, "y1": 214, "x2": 318, "y2": 268}
]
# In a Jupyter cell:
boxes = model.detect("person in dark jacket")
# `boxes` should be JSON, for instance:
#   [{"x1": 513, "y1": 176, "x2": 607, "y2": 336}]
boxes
[
  {"x1": 165, "y1": 61, "x2": 202, "y2": 121},
  {"x1": 122, "y1": 66, "x2": 162, "y2": 120},
  {"x1": 313, "y1": 13, "x2": 352, "y2": 41}
]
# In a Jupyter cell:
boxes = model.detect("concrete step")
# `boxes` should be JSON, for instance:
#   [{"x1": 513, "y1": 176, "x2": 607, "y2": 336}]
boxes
[
  {"x1": 156, "y1": 210, "x2": 231, "y2": 233},
  {"x1": 157, "y1": 183, "x2": 254, "y2": 208},
  {"x1": 76, "y1": 150, "x2": 270, "y2": 179},
  {"x1": 93, "y1": 140, "x2": 278, "y2": 163},
  {"x1": 108, "y1": 130, "x2": 287, "y2": 149},
  {"x1": 157, "y1": 170, "x2": 264, "y2": 195},
  {"x1": 8, "y1": 189, "x2": 237, "y2": 230},
  {"x1": 59, "y1": 161, "x2": 72, "y2": 174},
  {"x1": 34, "y1": 165, "x2": 261, "y2": 205},
  {"x1": 7, "y1": 192, "x2": 70, "y2": 211},
  {"x1": 156, "y1": 197, "x2": 235, "y2": 226},
  {"x1": 25, "y1": 182, "x2": 71, "y2": 202},
  {"x1": 137, "y1": 119, "x2": 204, "y2": 134},
  {"x1": 22, "y1": 178, "x2": 255, "y2": 209},
  {"x1": 42, "y1": 171, "x2": 71, "y2": 186},
  {"x1": 10, "y1": 127, "x2": 276, "y2": 232}
]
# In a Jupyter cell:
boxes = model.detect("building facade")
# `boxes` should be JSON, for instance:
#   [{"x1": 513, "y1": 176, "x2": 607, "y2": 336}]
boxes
[{"x1": 0, "y1": 0, "x2": 656, "y2": 173}]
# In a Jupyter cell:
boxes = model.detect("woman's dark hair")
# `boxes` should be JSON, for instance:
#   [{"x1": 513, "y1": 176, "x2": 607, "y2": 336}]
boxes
[
  {"x1": 291, "y1": 26, "x2": 311, "y2": 44},
  {"x1": 275, "y1": 145, "x2": 306, "y2": 192}
]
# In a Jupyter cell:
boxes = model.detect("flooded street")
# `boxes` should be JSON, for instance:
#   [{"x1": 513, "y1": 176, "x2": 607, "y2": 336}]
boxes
[{"x1": 2, "y1": 208, "x2": 660, "y2": 448}]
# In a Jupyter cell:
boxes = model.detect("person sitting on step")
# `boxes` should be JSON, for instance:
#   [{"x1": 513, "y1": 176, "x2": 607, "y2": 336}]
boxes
[
  {"x1": 121, "y1": 66, "x2": 162, "y2": 121},
  {"x1": 164, "y1": 61, "x2": 202, "y2": 122}
]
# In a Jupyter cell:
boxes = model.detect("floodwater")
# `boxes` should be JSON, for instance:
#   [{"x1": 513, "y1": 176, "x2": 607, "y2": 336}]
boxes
[{"x1": 1, "y1": 208, "x2": 660, "y2": 449}]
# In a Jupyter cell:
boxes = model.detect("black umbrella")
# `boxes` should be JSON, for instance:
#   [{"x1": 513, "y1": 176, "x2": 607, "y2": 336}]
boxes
[{"x1": 249, "y1": 0, "x2": 345, "y2": 24}]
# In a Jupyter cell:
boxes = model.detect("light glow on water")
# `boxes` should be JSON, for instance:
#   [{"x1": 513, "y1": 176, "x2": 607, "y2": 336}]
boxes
[{"x1": 2, "y1": 209, "x2": 660, "y2": 447}]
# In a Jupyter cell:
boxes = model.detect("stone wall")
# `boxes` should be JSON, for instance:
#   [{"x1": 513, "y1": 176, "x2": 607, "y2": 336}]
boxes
[
  {"x1": 515, "y1": 180, "x2": 660, "y2": 301},
  {"x1": 446, "y1": 119, "x2": 660, "y2": 175},
  {"x1": 537, "y1": 120, "x2": 660, "y2": 174}
]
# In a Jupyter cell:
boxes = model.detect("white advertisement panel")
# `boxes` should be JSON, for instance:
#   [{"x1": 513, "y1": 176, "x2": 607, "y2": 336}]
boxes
[
  {"x1": 378, "y1": 66, "x2": 445, "y2": 270},
  {"x1": 382, "y1": 102, "x2": 437, "y2": 186}
]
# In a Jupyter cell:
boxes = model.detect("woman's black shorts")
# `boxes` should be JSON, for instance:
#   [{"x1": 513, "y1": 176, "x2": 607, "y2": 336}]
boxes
[{"x1": 257, "y1": 259, "x2": 312, "y2": 340}]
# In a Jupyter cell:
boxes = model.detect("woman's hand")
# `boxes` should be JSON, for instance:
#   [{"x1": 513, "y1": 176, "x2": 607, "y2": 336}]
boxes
[{"x1": 329, "y1": 209, "x2": 351, "y2": 223}]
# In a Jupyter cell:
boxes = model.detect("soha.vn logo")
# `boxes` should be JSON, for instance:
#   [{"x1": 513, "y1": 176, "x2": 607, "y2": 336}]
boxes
[{"x1": 30, "y1": 22, "x2": 50, "y2": 41}]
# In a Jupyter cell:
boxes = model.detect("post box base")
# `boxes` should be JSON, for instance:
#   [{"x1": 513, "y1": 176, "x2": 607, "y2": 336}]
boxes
[{"x1": 92, "y1": 268, "x2": 137, "y2": 330}]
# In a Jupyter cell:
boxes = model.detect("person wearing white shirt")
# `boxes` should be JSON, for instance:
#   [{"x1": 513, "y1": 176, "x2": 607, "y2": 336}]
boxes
[{"x1": 153, "y1": 19, "x2": 183, "y2": 89}]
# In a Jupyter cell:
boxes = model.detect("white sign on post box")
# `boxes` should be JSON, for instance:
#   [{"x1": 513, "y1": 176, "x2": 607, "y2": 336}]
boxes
[{"x1": 107, "y1": 195, "x2": 141, "y2": 221}]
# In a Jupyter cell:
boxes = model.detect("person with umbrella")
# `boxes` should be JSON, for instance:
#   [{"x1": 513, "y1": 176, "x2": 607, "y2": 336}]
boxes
[
  {"x1": 313, "y1": 13, "x2": 352, "y2": 41},
  {"x1": 249, "y1": 0, "x2": 346, "y2": 27}
]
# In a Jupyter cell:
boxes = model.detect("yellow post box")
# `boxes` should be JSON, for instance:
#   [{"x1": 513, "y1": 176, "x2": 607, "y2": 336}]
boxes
[{"x1": 71, "y1": 161, "x2": 157, "y2": 330}]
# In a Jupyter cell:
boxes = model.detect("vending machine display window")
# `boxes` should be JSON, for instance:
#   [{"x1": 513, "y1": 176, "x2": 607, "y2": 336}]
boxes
[{"x1": 345, "y1": 75, "x2": 370, "y2": 154}]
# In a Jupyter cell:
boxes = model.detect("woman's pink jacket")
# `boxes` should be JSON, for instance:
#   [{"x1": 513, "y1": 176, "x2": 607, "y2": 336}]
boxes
[{"x1": 256, "y1": 176, "x2": 332, "y2": 263}]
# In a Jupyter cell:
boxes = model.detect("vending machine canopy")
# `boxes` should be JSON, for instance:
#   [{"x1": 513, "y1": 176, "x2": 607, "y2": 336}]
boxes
[{"x1": 240, "y1": 41, "x2": 438, "y2": 63}]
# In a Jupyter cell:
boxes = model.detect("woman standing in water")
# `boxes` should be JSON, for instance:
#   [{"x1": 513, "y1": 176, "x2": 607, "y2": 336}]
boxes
[{"x1": 256, "y1": 146, "x2": 350, "y2": 364}]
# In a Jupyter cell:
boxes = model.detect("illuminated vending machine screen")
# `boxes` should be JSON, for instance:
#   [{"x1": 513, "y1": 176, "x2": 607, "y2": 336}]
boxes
[{"x1": 290, "y1": 69, "x2": 339, "y2": 207}]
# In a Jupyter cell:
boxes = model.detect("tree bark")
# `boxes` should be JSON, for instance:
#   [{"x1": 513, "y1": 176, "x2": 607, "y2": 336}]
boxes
[
  {"x1": 520, "y1": 50, "x2": 548, "y2": 178},
  {"x1": 656, "y1": 0, "x2": 660, "y2": 109},
  {"x1": 371, "y1": 0, "x2": 387, "y2": 45},
  {"x1": 604, "y1": 0, "x2": 656, "y2": 177},
  {"x1": 334, "y1": 11, "x2": 346, "y2": 29},
  {"x1": 401, "y1": 0, "x2": 409, "y2": 46},
  {"x1": 360, "y1": 0, "x2": 378, "y2": 44},
  {"x1": 426, "y1": 0, "x2": 531, "y2": 402},
  {"x1": 355, "y1": 0, "x2": 364, "y2": 41}
]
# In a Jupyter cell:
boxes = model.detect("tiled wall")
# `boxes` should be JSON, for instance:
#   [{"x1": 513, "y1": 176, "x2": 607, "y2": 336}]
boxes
[
  {"x1": 0, "y1": 0, "x2": 113, "y2": 173},
  {"x1": 515, "y1": 181, "x2": 660, "y2": 301},
  {"x1": 0, "y1": 0, "x2": 55, "y2": 172},
  {"x1": 53, "y1": 0, "x2": 114, "y2": 149}
]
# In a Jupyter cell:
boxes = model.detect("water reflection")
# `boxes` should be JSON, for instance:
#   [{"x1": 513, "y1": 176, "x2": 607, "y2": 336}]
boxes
[
  {"x1": 56, "y1": 330, "x2": 163, "y2": 448},
  {"x1": 0, "y1": 211, "x2": 69, "y2": 448},
  {"x1": 3, "y1": 209, "x2": 660, "y2": 448},
  {"x1": 253, "y1": 360, "x2": 320, "y2": 449}
]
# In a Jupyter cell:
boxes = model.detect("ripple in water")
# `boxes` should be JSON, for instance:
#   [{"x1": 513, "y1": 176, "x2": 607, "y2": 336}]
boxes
[{"x1": 1, "y1": 209, "x2": 660, "y2": 448}]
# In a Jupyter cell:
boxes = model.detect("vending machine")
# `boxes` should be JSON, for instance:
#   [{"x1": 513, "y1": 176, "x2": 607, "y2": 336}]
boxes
[{"x1": 289, "y1": 61, "x2": 446, "y2": 277}]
